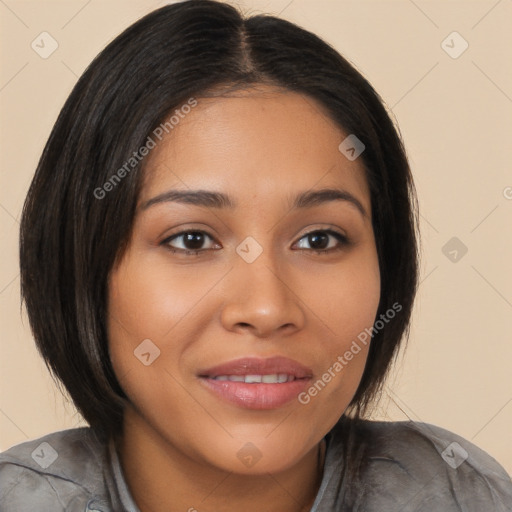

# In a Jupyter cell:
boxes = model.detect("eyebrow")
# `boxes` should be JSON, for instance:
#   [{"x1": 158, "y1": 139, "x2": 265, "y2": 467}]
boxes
[{"x1": 141, "y1": 187, "x2": 367, "y2": 217}]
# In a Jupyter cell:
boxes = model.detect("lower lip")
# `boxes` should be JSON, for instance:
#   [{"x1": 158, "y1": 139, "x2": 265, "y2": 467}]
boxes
[{"x1": 199, "y1": 377, "x2": 310, "y2": 410}]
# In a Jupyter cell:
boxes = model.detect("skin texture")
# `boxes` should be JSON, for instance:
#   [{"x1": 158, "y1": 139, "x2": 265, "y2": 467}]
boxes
[{"x1": 107, "y1": 86, "x2": 381, "y2": 512}]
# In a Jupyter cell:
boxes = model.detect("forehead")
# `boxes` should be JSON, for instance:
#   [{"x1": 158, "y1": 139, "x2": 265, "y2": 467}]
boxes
[{"x1": 140, "y1": 87, "x2": 370, "y2": 214}]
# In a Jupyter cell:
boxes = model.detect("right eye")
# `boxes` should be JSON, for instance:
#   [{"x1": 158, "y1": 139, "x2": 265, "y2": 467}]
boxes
[{"x1": 160, "y1": 230, "x2": 220, "y2": 256}]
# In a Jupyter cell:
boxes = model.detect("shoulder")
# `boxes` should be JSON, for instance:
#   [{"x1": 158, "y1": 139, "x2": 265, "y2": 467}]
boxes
[
  {"x1": 0, "y1": 428, "x2": 111, "y2": 511},
  {"x1": 330, "y1": 419, "x2": 512, "y2": 511}
]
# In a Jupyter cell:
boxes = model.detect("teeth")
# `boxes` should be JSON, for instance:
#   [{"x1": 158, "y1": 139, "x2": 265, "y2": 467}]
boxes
[{"x1": 212, "y1": 373, "x2": 294, "y2": 383}]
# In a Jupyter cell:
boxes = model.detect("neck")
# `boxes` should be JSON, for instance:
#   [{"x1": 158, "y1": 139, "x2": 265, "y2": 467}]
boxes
[{"x1": 116, "y1": 408, "x2": 326, "y2": 512}]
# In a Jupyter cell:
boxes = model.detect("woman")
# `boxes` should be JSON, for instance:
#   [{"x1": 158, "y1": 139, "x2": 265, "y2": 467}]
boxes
[{"x1": 1, "y1": 1, "x2": 510, "y2": 510}]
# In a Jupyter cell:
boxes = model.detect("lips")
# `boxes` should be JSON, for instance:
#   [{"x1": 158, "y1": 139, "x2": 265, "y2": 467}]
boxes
[{"x1": 197, "y1": 356, "x2": 313, "y2": 410}]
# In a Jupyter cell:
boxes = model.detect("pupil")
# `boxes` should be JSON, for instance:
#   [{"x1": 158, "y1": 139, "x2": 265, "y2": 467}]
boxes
[
  {"x1": 310, "y1": 232, "x2": 328, "y2": 249},
  {"x1": 185, "y1": 232, "x2": 204, "y2": 250}
]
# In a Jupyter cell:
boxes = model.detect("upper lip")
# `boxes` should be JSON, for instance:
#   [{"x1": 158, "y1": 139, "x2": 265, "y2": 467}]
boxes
[{"x1": 198, "y1": 356, "x2": 313, "y2": 379}]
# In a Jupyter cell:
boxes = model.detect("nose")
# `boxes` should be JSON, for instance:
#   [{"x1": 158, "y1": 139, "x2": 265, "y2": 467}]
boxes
[{"x1": 220, "y1": 248, "x2": 306, "y2": 338}]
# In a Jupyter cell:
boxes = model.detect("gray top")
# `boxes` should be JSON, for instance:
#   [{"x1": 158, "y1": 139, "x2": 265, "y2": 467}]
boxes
[{"x1": 1, "y1": 420, "x2": 511, "y2": 511}]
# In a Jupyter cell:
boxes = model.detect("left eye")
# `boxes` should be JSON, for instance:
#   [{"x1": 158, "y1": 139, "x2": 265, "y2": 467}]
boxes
[
  {"x1": 294, "y1": 230, "x2": 348, "y2": 253},
  {"x1": 161, "y1": 229, "x2": 348, "y2": 255}
]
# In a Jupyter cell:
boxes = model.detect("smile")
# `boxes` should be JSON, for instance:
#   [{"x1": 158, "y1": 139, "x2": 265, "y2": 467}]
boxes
[{"x1": 197, "y1": 356, "x2": 313, "y2": 410}]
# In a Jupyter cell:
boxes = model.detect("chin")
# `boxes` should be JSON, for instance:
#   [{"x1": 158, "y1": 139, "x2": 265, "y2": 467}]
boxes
[{"x1": 195, "y1": 434, "x2": 315, "y2": 476}]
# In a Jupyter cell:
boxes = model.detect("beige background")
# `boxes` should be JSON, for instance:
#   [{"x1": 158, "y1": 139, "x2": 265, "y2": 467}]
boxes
[{"x1": 1, "y1": 0, "x2": 511, "y2": 474}]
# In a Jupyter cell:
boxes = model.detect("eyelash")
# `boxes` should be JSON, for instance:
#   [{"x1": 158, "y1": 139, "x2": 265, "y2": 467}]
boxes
[{"x1": 160, "y1": 229, "x2": 350, "y2": 257}]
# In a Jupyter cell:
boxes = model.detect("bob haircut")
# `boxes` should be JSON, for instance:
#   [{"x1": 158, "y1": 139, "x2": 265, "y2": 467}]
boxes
[{"x1": 20, "y1": 0, "x2": 419, "y2": 443}]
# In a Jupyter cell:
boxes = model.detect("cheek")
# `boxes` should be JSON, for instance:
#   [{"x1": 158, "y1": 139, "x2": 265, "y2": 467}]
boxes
[
  {"x1": 309, "y1": 243, "x2": 381, "y2": 349},
  {"x1": 107, "y1": 254, "x2": 220, "y2": 346},
  {"x1": 297, "y1": 252, "x2": 380, "y2": 410},
  {"x1": 106, "y1": 254, "x2": 227, "y2": 403}
]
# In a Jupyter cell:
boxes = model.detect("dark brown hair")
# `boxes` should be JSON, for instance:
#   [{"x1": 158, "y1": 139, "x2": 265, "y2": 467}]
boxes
[{"x1": 20, "y1": 0, "x2": 419, "y2": 452}]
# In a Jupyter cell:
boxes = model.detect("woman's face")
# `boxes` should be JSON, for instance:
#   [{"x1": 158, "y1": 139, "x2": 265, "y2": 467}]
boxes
[{"x1": 108, "y1": 86, "x2": 380, "y2": 474}]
